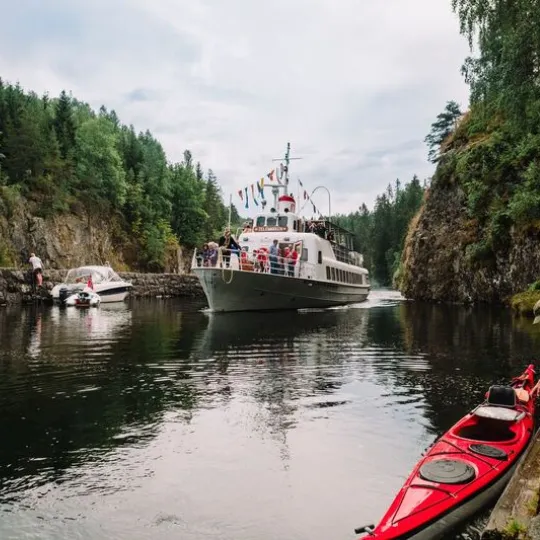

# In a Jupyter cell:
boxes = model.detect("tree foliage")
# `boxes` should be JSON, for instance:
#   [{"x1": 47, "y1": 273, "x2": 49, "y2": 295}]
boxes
[
  {"x1": 0, "y1": 79, "x2": 240, "y2": 270},
  {"x1": 425, "y1": 101, "x2": 463, "y2": 163},
  {"x1": 333, "y1": 175, "x2": 425, "y2": 286},
  {"x1": 422, "y1": 0, "x2": 540, "y2": 266}
]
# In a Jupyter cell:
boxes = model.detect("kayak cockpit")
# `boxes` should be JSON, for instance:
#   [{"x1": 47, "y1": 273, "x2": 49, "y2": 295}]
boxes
[{"x1": 452, "y1": 384, "x2": 528, "y2": 442}]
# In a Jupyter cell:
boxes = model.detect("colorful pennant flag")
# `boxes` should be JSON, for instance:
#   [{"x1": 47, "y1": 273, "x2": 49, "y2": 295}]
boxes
[
  {"x1": 244, "y1": 186, "x2": 249, "y2": 209},
  {"x1": 257, "y1": 178, "x2": 265, "y2": 200},
  {"x1": 238, "y1": 189, "x2": 243, "y2": 201},
  {"x1": 251, "y1": 184, "x2": 259, "y2": 206}
]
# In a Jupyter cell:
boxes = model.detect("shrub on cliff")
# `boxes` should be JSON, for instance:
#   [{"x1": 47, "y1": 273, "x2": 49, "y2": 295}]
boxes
[{"x1": 417, "y1": 1, "x2": 540, "y2": 270}]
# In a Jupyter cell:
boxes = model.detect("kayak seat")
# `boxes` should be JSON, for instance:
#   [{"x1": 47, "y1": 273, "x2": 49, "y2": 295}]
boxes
[
  {"x1": 486, "y1": 385, "x2": 516, "y2": 408},
  {"x1": 474, "y1": 405, "x2": 522, "y2": 422}
]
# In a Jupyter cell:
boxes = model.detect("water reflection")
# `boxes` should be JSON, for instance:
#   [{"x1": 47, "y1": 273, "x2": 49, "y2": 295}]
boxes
[{"x1": 0, "y1": 292, "x2": 538, "y2": 540}]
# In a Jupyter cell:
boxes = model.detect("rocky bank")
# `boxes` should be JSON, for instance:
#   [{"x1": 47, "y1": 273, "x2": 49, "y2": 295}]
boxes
[
  {"x1": 399, "y1": 183, "x2": 540, "y2": 304},
  {"x1": 0, "y1": 268, "x2": 204, "y2": 305}
]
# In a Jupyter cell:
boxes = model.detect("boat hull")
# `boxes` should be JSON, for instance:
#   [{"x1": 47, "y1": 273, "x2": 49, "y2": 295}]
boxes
[
  {"x1": 52, "y1": 285, "x2": 131, "y2": 304},
  {"x1": 193, "y1": 268, "x2": 369, "y2": 312}
]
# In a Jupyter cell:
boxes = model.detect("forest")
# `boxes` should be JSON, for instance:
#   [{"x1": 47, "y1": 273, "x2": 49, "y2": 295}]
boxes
[
  {"x1": 0, "y1": 80, "x2": 240, "y2": 270},
  {"x1": 333, "y1": 176, "x2": 425, "y2": 286},
  {"x1": 0, "y1": 78, "x2": 428, "y2": 279}
]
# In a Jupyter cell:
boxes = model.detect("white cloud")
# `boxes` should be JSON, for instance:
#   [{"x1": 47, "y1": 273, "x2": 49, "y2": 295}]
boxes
[{"x1": 0, "y1": 0, "x2": 470, "y2": 216}]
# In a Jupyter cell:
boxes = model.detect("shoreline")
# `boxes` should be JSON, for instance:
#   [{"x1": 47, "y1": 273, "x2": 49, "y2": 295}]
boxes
[{"x1": 0, "y1": 268, "x2": 204, "y2": 305}]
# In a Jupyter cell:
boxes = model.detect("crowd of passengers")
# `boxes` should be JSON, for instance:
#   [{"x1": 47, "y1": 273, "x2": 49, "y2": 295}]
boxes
[{"x1": 196, "y1": 229, "x2": 300, "y2": 276}]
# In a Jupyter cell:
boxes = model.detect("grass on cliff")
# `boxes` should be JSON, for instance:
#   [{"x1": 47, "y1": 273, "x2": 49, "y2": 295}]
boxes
[{"x1": 509, "y1": 284, "x2": 540, "y2": 316}]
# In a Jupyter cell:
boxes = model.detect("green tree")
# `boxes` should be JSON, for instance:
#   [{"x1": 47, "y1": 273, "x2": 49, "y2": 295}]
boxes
[
  {"x1": 75, "y1": 117, "x2": 127, "y2": 209},
  {"x1": 425, "y1": 101, "x2": 463, "y2": 163},
  {"x1": 54, "y1": 90, "x2": 76, "y2": 159}
]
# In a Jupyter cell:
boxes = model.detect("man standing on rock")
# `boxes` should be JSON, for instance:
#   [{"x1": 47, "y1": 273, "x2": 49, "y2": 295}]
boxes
[{"x1": 28, "y1": 252, "x2": 43, "y2": 288}]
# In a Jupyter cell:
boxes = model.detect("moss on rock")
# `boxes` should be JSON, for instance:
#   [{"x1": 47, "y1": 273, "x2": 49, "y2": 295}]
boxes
[{"x1": 509, "y1": 291, "x2": 540, "y2": 317}]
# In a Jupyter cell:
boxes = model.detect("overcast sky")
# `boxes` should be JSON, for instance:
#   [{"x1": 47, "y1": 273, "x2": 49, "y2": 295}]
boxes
[{"x1": 0, "y1": 0, "x2": 470, "y2": 217}]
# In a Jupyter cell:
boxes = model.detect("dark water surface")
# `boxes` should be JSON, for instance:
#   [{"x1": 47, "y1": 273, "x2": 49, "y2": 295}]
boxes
[{"x1": 1, "y1": 290, "x2": 540, "y2": 540}]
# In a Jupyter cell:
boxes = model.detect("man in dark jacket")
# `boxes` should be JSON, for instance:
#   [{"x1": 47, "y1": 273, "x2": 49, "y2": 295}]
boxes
[{"x1": 218, "y1": 228, "x2": 240, "y2": 268}]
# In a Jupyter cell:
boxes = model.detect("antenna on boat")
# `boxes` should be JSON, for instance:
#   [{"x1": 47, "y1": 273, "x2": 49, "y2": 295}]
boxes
[{"x1": 271, "y1": 142, "x2": 302, "y2": 208}]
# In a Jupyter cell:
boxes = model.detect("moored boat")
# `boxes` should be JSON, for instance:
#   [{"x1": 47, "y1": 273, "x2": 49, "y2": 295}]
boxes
[
  {"x1": 356, "y1": 365, "x2": 538, "y2": 540},
  {"x1": 51, "y1": 265, "x2": 132, "y2": 304}
]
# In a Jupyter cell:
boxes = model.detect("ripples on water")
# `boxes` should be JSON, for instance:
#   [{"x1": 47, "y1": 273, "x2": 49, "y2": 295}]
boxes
[{"x1": 1, "y1": 290, "x2": 540, "y2": 539}]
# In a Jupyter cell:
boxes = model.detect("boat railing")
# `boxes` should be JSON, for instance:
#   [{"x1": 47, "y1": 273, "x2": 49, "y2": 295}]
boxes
[{"x1": 191, "y1": 248, "x2": 318, "y2": 279}]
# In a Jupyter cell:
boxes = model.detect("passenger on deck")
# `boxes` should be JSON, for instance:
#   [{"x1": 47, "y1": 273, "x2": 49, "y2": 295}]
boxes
[
  {"x1": 288, "y1": 246, "x2": 299, "y2": 277},
  {"x1": 201, "y1": 243, "x2": 211, "y2": 267},
  {"x1": 269, "y1": 239, "x2": 279, "y2": 274},
  {"x1": 218, "y1": 229, "x2": 240, "y2": 268},
  {"x1": 283, "y1": 246, "x2": 292, "y2": 276}
]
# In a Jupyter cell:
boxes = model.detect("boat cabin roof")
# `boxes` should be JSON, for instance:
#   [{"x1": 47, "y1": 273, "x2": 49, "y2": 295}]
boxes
[{"x1": 64, "y1": 265, "x2": 122, "y2": 283}]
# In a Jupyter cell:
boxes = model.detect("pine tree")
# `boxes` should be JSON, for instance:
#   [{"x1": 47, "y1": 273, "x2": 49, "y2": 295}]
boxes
[
  {"x1": 54, "y1": 90, "x2": 76, "y2": 159},
  {"x1": 424, "y1": 101, "x2": 462, "y2": 163}
]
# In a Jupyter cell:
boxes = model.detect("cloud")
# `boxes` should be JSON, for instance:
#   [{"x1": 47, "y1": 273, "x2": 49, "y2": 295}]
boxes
[{"x1": 0, "y1": 0, "x2": 470, "y2": 216}]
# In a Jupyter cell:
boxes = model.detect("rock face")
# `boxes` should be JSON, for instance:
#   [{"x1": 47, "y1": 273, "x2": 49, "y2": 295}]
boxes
[
  {"x1": 399, "y1": 183, "x2": 540, "y2": 304},
  {"x1": 0, "y1": 268, "x2": 204, "y2": 305},
  {"x1": 0, "y1": 205, "x2": 194, "y2": 273}
]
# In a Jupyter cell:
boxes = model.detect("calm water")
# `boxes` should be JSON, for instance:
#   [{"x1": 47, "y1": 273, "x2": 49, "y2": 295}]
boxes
[{"x1": 1, "y1": 291, "x2": 540, "y2": 540}]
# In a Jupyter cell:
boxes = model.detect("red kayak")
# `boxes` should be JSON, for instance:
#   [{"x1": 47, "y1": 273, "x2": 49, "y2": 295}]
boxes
[{"x1": 356, "y1": 365, "x2": 538, "y2": 540}]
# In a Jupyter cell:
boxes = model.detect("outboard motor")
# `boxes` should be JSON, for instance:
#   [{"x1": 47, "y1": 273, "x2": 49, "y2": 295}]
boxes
[{"x1": 58, "y1": 287, "x2": 70, "y2": 305}]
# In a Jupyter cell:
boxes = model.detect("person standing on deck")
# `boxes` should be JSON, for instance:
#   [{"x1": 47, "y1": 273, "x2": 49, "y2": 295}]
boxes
[
  {"x1": 269, "y1": 239, "x2": 279, "y2": 274},
  {"x1": 218, "y1": 228, "x2": 240, "y2": 268},
  {"x1": 28, "y1": 252, "x2": 43, "y2": 288}
]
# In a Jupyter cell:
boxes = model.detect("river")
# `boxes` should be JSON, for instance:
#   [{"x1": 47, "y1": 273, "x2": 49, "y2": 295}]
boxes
[{"x1": 1, "y1": 290, "x2": 539, "y2": 540}]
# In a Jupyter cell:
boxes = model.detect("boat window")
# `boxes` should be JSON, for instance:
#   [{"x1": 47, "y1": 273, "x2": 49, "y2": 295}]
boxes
[
  {"x1": 267, "y1": 217, "x2": 277, "y2": 226},
  {"x1": 317, "y1": 251, "x2": 322, "y2": 264},
  {"x1": 256, "y1": 216, "x2": 265, "y2": 227},
  {"x1": 301, "y1": 248, "x2": 309, "y2": 262},
  {"x1": 326, "y1": 267, "x2": 330, "y2": 279},
  {"x1": 278, "y1": 216, "x2": 288, "y2": 228},
  {"x1": 331, "y1": 267, "x2": 336, "y2": 281}
]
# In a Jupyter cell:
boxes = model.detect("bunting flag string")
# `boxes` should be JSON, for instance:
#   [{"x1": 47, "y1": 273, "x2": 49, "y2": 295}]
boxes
[{"x1": 234, "y1": 171, "x2": 324, "y2": 217}]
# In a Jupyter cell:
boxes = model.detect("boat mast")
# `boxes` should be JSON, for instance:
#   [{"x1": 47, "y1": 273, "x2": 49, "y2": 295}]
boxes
[{"x1": 271, "y1": 142, "x2": 294, "y2": 210}]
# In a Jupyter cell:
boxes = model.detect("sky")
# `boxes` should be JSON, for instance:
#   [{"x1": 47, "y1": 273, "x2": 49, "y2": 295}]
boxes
[{"x1": 0, "y1": 0, "x2": 471, "y2": 217}]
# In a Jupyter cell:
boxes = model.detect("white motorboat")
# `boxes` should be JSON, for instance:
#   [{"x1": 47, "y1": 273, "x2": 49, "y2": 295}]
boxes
[
  {"x1": 64, "y1": 290, "x2": 101, "y2": 307},
  {"x1": 51, "y1": 265, "x2": 132, "y2": 304},
  {"x1": 191, "y1": 143, "x2": 371, "y2": 313}
]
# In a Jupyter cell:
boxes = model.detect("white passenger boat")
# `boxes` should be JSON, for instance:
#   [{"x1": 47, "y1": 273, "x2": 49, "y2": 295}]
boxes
[{"x1": 191, "y1": 144, "x2": 370, "y2": 313}]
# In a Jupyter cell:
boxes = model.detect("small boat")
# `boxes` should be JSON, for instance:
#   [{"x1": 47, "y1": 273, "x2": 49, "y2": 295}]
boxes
[
  {"x1": 51, "y1": 265, "x2": 132, "y2": 304},
  {"x1": 356, "y1": 365, "x2": 538, "y2": 540},
  {"x1": 64, "y1": 290, "x2": 101, "y2": 307}
]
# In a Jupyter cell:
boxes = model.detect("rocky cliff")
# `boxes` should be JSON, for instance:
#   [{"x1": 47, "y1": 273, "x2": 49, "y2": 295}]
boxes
[
  {"x1": 399, "y1": 182, "x2": 540, "y2": 304},
  {"x1": 0, "y1": 202, "x2": 193, "y2": 274}
]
